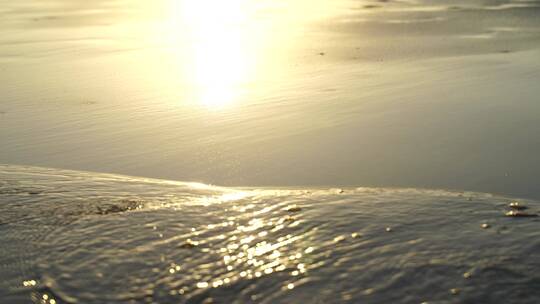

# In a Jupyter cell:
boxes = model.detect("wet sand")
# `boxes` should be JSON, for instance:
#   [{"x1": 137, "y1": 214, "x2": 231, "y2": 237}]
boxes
[{"x1": 1, "y1": 0, "x2": 540, "y2": 198}]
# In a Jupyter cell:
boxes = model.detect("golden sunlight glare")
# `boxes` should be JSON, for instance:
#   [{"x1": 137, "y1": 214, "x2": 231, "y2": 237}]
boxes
[{"x1": 169, "y1": 0, "x2": 253, "y2": 110}]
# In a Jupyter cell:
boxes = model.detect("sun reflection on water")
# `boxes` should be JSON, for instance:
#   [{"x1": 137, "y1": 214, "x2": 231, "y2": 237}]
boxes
[
  {"x1": 167, "y1": 0, "x2": 254, "y2": 110},
  {"x1": 151, "y1": 0, "x2": 351, "y2": 111}
]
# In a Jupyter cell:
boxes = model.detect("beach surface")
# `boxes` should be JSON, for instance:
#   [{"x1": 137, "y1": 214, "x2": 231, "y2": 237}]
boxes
[
  {"x1": 2, "y1": 165, "x2": 540, "y2": 303},
  {"x1": 1, "y1": 0, "x2": 540, "y2": 198},
  {"x1": 2, "y1": 1, "x2": 540, "y2": 303}
]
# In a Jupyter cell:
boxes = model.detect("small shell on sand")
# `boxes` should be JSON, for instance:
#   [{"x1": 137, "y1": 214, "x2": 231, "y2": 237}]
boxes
[
  {"x1": 450, "y1": 288, "x2": 460, "y2": 295},
  {"x1": 509, "y1": 202, "x2": 527, "y2": 210},
  {"x1": 285, "y1": 205, "x2": 302, "y2": 212},
  {"x1": 505, "y1": 210, "x2": 537, "y2": 217},
  {"x1": 481, "y1": 223, "x2": 490, "y2": 229},
  {"x1": 283, "y1": 215, "x2": 296, "y2": 222},
  {"x1": 334, "y1": 235, "x2": 346, "y2": 243},
  {"x1": 180, "y1": 239, "x2": 199, "y2": 249}
]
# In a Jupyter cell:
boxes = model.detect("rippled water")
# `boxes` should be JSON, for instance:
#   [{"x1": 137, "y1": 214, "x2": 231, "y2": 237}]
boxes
[{"x1": 2, "y1": 165, "x2": 540, "y2": 303}]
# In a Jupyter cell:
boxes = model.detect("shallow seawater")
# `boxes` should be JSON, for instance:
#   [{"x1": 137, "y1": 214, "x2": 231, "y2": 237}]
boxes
[
  {"x1": 2, "y1": 165, "x2": 540, "y2": 303},
  {"x1": 1, "y1": 0, "x2": 540, "y2": 198}
]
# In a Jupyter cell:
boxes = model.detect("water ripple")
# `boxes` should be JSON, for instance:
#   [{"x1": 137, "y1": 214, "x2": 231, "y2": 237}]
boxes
[{"x1": 1, "y1": 165, "x2": 540, "y2": 303}]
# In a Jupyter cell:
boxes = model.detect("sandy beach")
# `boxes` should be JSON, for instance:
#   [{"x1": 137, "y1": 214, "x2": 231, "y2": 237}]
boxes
[
  {"x1": 1, "y1": 0, "x2": 540, "y2": 303},
  {"x1": 1, "y1": 0, "x2": 540, "y2": 198}
]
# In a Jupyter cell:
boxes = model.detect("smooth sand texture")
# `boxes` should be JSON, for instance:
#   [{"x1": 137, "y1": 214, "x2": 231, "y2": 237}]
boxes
[{"x1": 1, "y1": 0, "x2": 540, "y2": 198}]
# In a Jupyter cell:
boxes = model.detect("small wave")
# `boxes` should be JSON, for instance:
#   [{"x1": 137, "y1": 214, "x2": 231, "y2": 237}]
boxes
[{"x1": 1, "y1": 165, "x2": 539, "y2": 303}]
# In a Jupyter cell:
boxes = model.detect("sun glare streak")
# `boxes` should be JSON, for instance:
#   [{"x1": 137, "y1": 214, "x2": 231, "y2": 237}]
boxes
[
  {"x1": 166, "y1": 0, "x2": 253, "y2": 110},
  {"x1": 152, "y1": 0, "x2": 351, "y2": 110}
]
